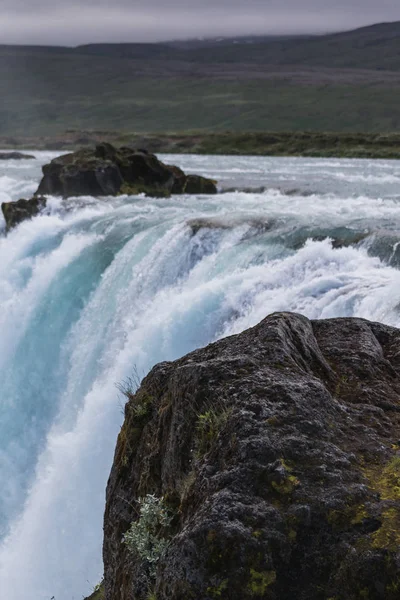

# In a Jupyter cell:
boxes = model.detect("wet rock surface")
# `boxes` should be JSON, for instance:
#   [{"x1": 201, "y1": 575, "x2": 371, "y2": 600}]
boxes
[
  {"x1": 36, "y1": 143, "x2": 217, "y2": 198},
  {"x1": 1, "y1": 196, "x2": 47, "y2": 231},
  {"x1": 104, "y1": 312, "x2": 400, "y2": 600},
  {"x1": 187, "y1": 216, "x2": 272, "y2": 239}
]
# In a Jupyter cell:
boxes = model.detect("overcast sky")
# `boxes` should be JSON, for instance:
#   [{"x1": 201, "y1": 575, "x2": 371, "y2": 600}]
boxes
[{"x1": 1, "y1": 0, "x2": 400, "y2": 46}]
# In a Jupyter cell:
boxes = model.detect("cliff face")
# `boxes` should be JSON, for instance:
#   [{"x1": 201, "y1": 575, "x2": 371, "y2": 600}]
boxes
[{"x1": 103, "y1": 312, "x2": 400, "y2": 600}]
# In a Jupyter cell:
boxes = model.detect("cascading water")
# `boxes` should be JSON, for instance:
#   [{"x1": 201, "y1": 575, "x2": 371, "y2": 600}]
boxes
[{"x1": 1, "y1": 152, "x2": 400, "y2": 599}]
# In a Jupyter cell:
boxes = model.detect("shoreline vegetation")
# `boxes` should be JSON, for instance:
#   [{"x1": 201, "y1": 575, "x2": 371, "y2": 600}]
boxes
[{"x1": 4, "y1": 130, "x2": 400, "y2": 159}]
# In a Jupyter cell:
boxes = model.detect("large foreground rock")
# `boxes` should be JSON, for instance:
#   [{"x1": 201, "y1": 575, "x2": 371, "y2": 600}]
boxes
[
  {"x1": 104, "y1": 312, "x2": 400, "y2": 600},
  {"x1": 36, "y1": 143, "x2": 217, "y2": 198}
]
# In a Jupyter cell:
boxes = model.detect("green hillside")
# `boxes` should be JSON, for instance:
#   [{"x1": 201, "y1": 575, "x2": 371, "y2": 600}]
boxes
[{"x1": 1, "y1": 21, "x2": 400, "y2": 137}]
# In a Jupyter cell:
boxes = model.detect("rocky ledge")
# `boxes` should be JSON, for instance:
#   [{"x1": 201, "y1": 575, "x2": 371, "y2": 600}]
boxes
[
  {"x1": 1, "y1": 143, "x2": 217, "y2": 230},
  {"x1": 103, "y1": 312, "x2": 400, "y2": 600}
]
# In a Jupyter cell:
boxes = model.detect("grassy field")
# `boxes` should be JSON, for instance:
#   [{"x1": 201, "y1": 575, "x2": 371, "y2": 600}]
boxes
[{"x1": 2, "y1": 75, "x2": 400, "y2": 137}]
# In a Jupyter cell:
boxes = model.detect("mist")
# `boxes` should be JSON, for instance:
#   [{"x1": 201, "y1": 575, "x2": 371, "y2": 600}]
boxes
[{"x1": 1, "y1": 1, "x2": 400, "y2": 45}]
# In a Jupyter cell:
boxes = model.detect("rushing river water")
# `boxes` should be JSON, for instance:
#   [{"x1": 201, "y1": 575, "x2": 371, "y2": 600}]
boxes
[{"x1": 1, "y1": 152, "x2": 400, "y2": 599}]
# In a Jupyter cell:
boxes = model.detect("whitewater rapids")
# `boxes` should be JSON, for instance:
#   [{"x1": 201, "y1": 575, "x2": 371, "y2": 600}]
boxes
[{"x1": 1, "y1": 152, "x2": 400, "y2": 599}]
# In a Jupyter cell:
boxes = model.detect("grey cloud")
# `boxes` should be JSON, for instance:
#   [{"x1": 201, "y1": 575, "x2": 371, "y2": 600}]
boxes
[{"x1": 1, "y1": 1, "x2": 400, "y2": 45}]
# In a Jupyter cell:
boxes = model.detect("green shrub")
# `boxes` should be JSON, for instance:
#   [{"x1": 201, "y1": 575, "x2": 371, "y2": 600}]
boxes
[{"x1": 123, "y1": 495, "x2": 174, "y2": 577}]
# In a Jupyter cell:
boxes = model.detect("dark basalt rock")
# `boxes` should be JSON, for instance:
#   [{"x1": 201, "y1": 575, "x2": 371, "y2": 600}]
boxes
[
  {"x1": 0, "y1": 151, "x2": 35, "y2": 160},
  {"x1": 171, "y1": 174, "x2": 218, "y2": 195},
  {"x1": 188, "y1": 216, "x2": 272, "y2": 236},
  {"x1": 36, "y1": 143, "x2": 217, "y2": 198},
  {"x1": 1, "y1": 196, "x2": 46, "y2": 231},
  {"x1": 221, "y1": 186, "x2": 267, "y2": 194},
  {"x1": 104, "y1": 312, "x2": 400, "y2": 600}
]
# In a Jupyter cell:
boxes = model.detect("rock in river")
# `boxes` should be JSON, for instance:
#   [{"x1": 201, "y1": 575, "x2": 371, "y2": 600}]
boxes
[
  {"x1": 2, "y1": 143, "x2": 217, "y2": 230},
  {"x1": 1, "y1": 196, "x2": 46, "y2": 231},
  {"x1": 36, "y1": 143, "x2": 217, "y2": 198},
  {"x1": 0, "y1": 151, "x2": 35, "y2": 160}
]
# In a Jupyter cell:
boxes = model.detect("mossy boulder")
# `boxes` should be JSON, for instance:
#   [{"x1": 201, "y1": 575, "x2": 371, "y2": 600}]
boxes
[
  {"x1": 36, "y1": 142, "x2": 217, "y2": 198},
  {"x1": 103, "y1": 312, "x2": 400, "y2": 600},
  {"x1": 1, "y1": 196, "x2": 47, "y2": 231}
]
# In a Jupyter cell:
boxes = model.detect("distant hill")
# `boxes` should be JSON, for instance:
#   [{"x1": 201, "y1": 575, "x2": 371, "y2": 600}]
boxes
[
  {"x1": 1, "y1": 22, "x2": 400, "y2": 137},
  {"x1": 71, "y1": 21, "x2": 400, "y2": 70},
  {"x1": 173, "y1": 21, "x2": 400, "y2": 70}
]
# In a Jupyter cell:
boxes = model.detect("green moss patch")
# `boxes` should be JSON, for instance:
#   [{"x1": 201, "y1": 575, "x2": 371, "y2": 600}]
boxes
[{"x1": 247, "y1": 569, "x2": 276, "y2": 596}]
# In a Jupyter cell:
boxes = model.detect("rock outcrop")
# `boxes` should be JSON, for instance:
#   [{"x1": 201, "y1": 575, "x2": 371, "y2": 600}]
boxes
[
  {"x1": 36, "y1": 143, "x2": 217, "y2": 198},
  {"x1": 0, "y1": 151, "x2": 35, "y2": 160},
  {"x1": 1, "y1": 143, "x2": 217, "y2": 230},
  {"x1": 1, "y1": 196, "x2": 46, "y2": 231},
  {"x1": 104, "y1": 312, "x2": 400, "y2": 600}
]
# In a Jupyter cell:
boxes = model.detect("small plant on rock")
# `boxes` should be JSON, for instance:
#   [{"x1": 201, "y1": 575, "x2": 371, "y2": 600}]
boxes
[
  {"x1": 123, "y1": 495, "x2": 174, "y2": 577},
  {"x1": 117, "y1": 373, "x2": 154, "y2": 424},
  {"x1": 195, "y1": 407, "x2": 231, "y2": 459}
]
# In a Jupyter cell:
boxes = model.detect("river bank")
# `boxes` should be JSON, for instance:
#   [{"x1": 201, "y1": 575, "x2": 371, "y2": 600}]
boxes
[{"x1": 3, "y1": 130, "x2": 400, "y2": 159}]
